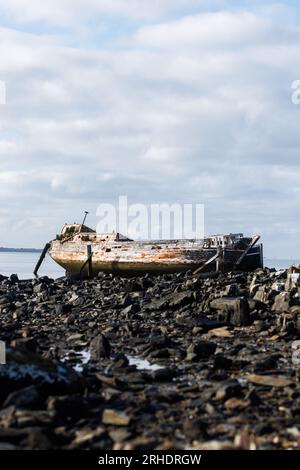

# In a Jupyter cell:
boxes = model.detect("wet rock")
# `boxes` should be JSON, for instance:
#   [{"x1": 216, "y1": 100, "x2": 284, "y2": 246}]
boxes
[
  {"x1": 272, "y1": 292, "x2": 290, "y2": 312},
  {"x1": 47, "y1": 395, "x2": 88, "y2": 419},
  {"x1": 22, "y1": 428, "x2": 53, "y2": 450},
  {"x1": 0, "y1": 348, "x2": 82, "y2": 403},
  {"x1": 254, "y1": 353, "x2": 281, "y2": 371},
  {"x1": 210, "y1": 297, "x2": 251, "y2": 326},
  {"x1": 113, "y1": 353, "x2": 129, "y2": 368},
  {"x1": 183, "y1": 417, "x2": 208, "y2": 439},
  {"x1": 55, "y1": 304, "x2": 72, "y2": 315},
  {"x1": 9, "y1": 274, "x2": 19, "y2": 284},
  {"x1": 213, "y1": 354, "x2": 233, "y2": 370},
  {"x1": 214, "y1": 380, "x2": 242, "y2": 401},
  {"x1": 10, "y1": 338, "x2": 37, "y2": 353},
  {"x1": 90, "y1": 334, "x2": 111, "y2": 360},
  {"x1": 146, "y1": 368, "x2": 177, "y2": 382},
  {"x1": 195, "y1": 318, "x2": 226, "y2": 331},
  {"x1": 169, "y1": 291, "x2": 194, "y2": 308},
  {"x1": 3, "y1": 385, "x2": 41, "y2": 409},
  {"x1": 186, "y1": 341, "x2": 216, "y2": 361}
]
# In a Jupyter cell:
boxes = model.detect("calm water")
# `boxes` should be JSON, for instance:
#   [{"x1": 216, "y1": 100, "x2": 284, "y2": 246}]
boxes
[
  {"x1": 0, "y1": 252, "x2": 64, "y2": 279},
  {"x1": 0, "y1": 253, "x2": 299, "y2": 280}
]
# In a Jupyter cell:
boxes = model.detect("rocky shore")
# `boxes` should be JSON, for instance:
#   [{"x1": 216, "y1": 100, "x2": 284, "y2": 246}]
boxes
[{"x1": 1, "y1": 267, "x2": 300, "y2": 450}]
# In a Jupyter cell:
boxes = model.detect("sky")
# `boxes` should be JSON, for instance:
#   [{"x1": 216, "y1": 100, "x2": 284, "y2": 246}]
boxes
[{"x1": 0, "y1": 0, "x2": 300, "y2": 257}]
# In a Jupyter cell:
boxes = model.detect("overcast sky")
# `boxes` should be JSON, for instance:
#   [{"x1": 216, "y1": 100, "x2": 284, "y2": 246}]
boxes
[{"x1": 0, "y1": 0, "x2": 300, "y2": 257}]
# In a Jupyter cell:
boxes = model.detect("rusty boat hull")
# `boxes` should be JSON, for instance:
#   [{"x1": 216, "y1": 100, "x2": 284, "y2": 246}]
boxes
[{"x1": 46, "y1": 225, "x2": 263, "y2": 277}]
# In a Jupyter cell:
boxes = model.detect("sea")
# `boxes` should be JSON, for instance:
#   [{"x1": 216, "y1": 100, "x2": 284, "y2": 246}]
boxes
[
  {"x1": 0, "y1": 252, "x2": 300, "y2": 280},
  {"x1": 0, "y1": 252, "x2": 64, "y2": 279}
]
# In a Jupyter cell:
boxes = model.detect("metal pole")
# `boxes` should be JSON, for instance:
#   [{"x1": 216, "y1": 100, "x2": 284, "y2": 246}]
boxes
[
  {"x1": 82, "y1": 211, "x2": 89, "y2": 226},
  {"x1": 87, "y1": 244, "x2": 93, "y2": 279},
  {"x1": 33, "y1": 243, "x2": 51, "y2": 277}
]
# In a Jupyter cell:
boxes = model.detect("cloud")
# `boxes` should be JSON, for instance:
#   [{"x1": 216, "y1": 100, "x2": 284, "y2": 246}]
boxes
[
  {"x1": 134, "y1": 11, "x2": 273, "y2": 49},
  {"x1": 0, "y1": 3, "x2": 300, "y2": 256},
  {"x1": 0, "y1": 0, "x2": 211, "y2": 24}
]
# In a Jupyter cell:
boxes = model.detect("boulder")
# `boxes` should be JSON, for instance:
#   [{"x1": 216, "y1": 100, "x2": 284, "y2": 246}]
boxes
[
  {"x1": 210, "y1": 297, "x2": 251, "y2": 326},
  {"x1": 186, "y1": 340, "x2": 216, "y2": 361},
  {"x1": 89, "y1": 334, "x2": 111, "y2": 360},
  {"x1": 272, "y1": 292, "x2": 290, "y2": 312}
]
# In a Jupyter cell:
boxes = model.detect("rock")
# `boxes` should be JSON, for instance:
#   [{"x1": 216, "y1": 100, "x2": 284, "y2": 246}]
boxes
[
  {"x1": 224, "y1": 398, "x2": 250, "y2": 411},
  {"x1": 113, "y1": 353, "x2": 129, "y2": 368},
  {"x1": 222, "y1": 284, "x2": 239, "y2": 297},
  {"x1": 272, "y1": 292, "x2": 290, "y2": 312},
  {"x1": 183, "y1": 418, "x2": 208, "y2": 439},
  {"x1": 2, "y1": 385, "x2": 41, "y2": 409},
  {"x1": 47, "y1": 395, "x2": 88, "y2": 418},
  {"x1": 109, "y1": 428, "x2": 131, "y2": 443},
  {"x1": 102, "y1": 409, "x2": 131, "y2": 426},
  {"x1": 186, "y1": 341, "x2": 216, "y2": 361},
  {"x1": 23, "y1": 428, "x2": 53, "y2": 450},
  {"x1": 169, "y1": 291, "x2": 194, "y2": 308},
  {"x1": 89, "y1": 334, "x2": 111, "y2": 360},
  {"x1": 9, "y1": 274, "x2": 19, "y2": 284},
  {"x1": 215, "y1": 380, "x2": 242, "y2": 401},
  {"x1": 285, "y1": 273, "x2": 300, "y2": 292},
  {"x1": 254, "y1": 353, "x2": 281, "y2": 371},
  {"x1": 210, "y1": 297, "x2": 251, "y2": 326},
  {"x1": 190, "y1": 440, "x2": 233, "y2": 450},
  {"x1": 147, "y1": 368, "x2": 177, "y2": 382},
  {"x1": 246, "y1": 374, "x2": 294, "y2": 388},
  {"x1": 70, "y1": 426, "x2": 106, "y2": 447},
  {"x1": 195, "y1": 318, "x2": 226, "y2": 331},
  {"x1": 121, "y1": 304, "x2": 139, "y2": 316},
  {"x1": 10, "y1": 338, "x2": 37, "y2": 353},
  {"x1": 208, "y1": 327, "x2": 233, "y2": 338},
  {"x1": 33, "y1": 283, "x2": 47, "y2": 294},
  {"x1": 271, "y1": 282, "x2": 285, "y2": 293},
  {"x1": 0, "y1": 348, "x2": 82, "y2": 403},
  {"x1": 55, "y1": 304, "x2": 72, "y2": 315},
  {"x1": 0, "y1": 295, "x2": 12, "y2": 307},
  {"x1": 67, "y1": 333, "x2": 84, "y2": 343},
  {"x1": 213, "y1": 355, "x2": 233, "y2": 370},
  {"x1": 253, "y1": 287, "x2": 268, "y2": 304}
]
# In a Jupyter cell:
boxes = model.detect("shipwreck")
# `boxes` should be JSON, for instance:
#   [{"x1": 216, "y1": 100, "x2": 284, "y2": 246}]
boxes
[{"x1": 34, "y1": 223, "x2": 263, "y2": 277}]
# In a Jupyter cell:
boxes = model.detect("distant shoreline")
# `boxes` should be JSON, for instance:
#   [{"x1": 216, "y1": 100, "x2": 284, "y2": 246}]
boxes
[{"x1": 0, "y1": 247, "x2": 42, "y2": 253}]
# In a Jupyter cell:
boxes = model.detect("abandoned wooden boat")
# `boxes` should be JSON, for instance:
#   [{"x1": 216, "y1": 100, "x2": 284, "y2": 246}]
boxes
[{"x1": 34, "y1": 224, "x2": 263, "y2": 277}]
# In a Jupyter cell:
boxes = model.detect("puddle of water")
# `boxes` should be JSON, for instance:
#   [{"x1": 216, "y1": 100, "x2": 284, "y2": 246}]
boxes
[
  {"x1": 127, "y1": 355, "x2": 163, "y2": 371},
  {"x1": 237, "y1": 376, "x2": 248, "y2": 387},
  {"x1": 61, "y1": 348, "x2": 163, "y2": 373},
  {"x1": 62, "y1": 350, "x2": 91, "y2": 373}
]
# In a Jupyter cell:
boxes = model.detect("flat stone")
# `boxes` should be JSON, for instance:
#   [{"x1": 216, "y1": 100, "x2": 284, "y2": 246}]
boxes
[
  {"x1": 225, "y1": 398, "x2": 250, "y2": 411},
  {"x1": 102, "y1": 409, "x2": 131, "y2": 426},
  {"x1": 246, "y1": 374, "x2": 294, "y2": 388},
  {"x1": 208, "y1": 327, "x2": 233, "y2": 338}
]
